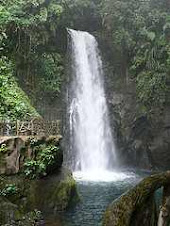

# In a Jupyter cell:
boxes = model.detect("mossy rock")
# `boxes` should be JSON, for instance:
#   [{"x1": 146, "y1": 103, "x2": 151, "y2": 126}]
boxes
[
  {"x1": 0, "y1": 197, "x2": 42, "y2": 226},
  {"x1": 23, "y1": 168, "x2": 79, "y2": 212},
  {"x1": 0, "y1": 136, "x2": 63, "y2": 176},
  {"x1": 0, "y1": 197, "x2": 21, "y2": 225},
  {"x1": 0, "y1": 168, "x2": 79, "y2": 218},
  {"x1": 103, "y1": 171, "x2": 170, "y2": 226},
  {"x1": 47, "y1": 169, "x2": 79, "y2": 211}
]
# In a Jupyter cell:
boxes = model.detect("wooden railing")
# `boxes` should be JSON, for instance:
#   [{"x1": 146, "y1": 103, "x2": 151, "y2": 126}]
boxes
[{"x1": 0, "y1": 119, "x2": 61, "y2": 136}]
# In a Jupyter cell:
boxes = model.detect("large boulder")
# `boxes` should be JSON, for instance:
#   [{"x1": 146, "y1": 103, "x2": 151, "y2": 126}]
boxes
[
  {"x1": 0, "y1": 168, "x2": 79, "y2": 225},
  {"x1": 103, "y1": 172, "x2": 170, "y2": 226},
  {"x1": 0, "y1": 135, "x2": 62, "y2": 175}
]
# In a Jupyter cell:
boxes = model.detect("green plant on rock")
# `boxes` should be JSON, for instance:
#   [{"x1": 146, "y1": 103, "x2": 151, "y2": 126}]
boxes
[
  {"x1": 101, "y1": 0, "x2": 170, "y2": 114},
  {"x1": 29, "y1": 137, "x2": 42, "y2": 148},
  {"x1": 136, "y1": 71, "x2": 167, "y2": 111},
  {"x1": 40, "y1": 145, "x2": 59, "y2": 165},
  {"x1": 23, "y1": 145, "x2": 62, "y2": 179},
  {"x1": 23, "y1": 160, "x2": 39, "y2": 179},
  {"x1": 0, "y1": 184, "x2": 18, "y2": 197},
  {"x1": 0, "y1": 144, "x2": 7, "y2": 153},
  {"x1": 14, "y1": 209, "x2": 42, "y2": 226}
]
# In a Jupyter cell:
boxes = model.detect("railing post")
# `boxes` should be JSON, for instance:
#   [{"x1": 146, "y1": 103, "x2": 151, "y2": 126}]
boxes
[
  {"x1": 0, "y1": 119, "x2": 60, "y2": 137},
  {"x1": 16, "y1": 120, "x2": 19, "y2": 136}
]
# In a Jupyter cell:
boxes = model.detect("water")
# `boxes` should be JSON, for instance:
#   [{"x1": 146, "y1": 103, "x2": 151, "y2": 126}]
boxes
[
  {"x1": 73, "y1": 170, "x2": 134, "y2": 182},
  {"x1": 63, "y1": 173, "x2": 139, "y2": 226},
  {"x1": 45, "y1": 171, "x2": 145, "y2": 226},
  {"x1": 68, "y1": 29, "x2": 117, "y2": 176},
  {"x1": 60, "y1": 29, "x2": 147, "y2": 226}
]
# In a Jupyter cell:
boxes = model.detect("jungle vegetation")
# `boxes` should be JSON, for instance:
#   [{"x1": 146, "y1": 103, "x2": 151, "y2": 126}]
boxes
[
  {"x1": 101, "y1": 0, "x2": 170, "y2": 115},
  {"x1": 0, "y1": 0, "x2": 170, "y2": 119}
]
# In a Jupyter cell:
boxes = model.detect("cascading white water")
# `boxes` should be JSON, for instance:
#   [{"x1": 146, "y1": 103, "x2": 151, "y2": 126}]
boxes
[{"x1": 68, "y1": 29, "x2": 122, "y2": 181}]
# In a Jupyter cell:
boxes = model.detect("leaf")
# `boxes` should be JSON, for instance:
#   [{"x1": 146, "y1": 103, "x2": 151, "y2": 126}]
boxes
[{"x1": 147, "y1": 31, "x2": 156, "y2": 41}]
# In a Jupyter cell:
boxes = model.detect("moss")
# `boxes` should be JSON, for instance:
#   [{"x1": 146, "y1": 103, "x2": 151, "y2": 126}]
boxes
[
  {"x1": 103, "y1": 171, "x2": 170, "y2": 226},
  {"x1": 0, "y1": 197, "x2": 20, "y2": 224},
  {"x1": 0, "y1": 136, "x2": 63, "y2": 176},
  {"x1": 0, "y1": 169, "x2": 79, "y2": 217},
  {"x1": 49, "y1": 172, "x2": 79, "y2": 211},
  {"x1": 0, "y1": 196, "x2": 42, "y2": 226}
]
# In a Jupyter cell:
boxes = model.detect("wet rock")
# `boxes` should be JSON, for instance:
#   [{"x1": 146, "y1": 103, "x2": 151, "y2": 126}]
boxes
[
  {"x1": 97, "y1": 33, "x2": 170, "y2": 170},
  {"x1": 103, "y1": 171, "x2": 170, "y2": 226},
  {"x1": 0, "y1": 197, "x2": 42, "y2": 226},
  {"x1": 0, "y1": 168, "x2": 79, "y2": 225},
  {"x1": 104, "y1": 57, "x2": 170, "y2": 170},
  {"x1": 0, "y1": 135, "x2": 62, "y2": 175},
  {"x1": 0, "y1": 197, "x2": 19, "y2": 225},
  {"x1": 0, "y1": 168, "x2": 78, "y2": 212}
]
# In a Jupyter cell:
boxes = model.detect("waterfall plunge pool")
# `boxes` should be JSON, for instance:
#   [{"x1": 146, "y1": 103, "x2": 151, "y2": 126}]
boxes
[
  {"x1": 45, "y1": 170, "x2": 149, "y2": 226},
  {"x1": 73, "y1": 170, "x2": 136, "y2": 182}
]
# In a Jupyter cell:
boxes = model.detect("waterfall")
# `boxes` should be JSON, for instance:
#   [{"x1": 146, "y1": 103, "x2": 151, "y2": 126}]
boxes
[{"x1": 68, "y1": 29, "x2": 118, "y2": 180}]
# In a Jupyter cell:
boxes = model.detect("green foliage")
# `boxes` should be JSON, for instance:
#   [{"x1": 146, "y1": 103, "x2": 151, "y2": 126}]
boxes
[
  {"x1": 29, "y1": 137, "x2": 40, "y2": 147},
  {"x1": 0, "y1": 57, "x2": 39, "y2": 120},
  {"x1": 0, "y1": 184, "x2": 18, "y2": 197},
  {"x1": 61, "y1": 0, "x2": 101, "y2": 29},
  {"x1": 23, "y1": 160, "x2": 39, "y2": 179},
  {"x1": 136, "y1": 72, "x2": 167, "y2": 111},
  {"x1": 0, "y1": 144, "x2": 7, "y2": 153},
  {"x1": 16, "y1": 209, "x2": 42, "y2": 226},
  {"x1": 37, "y1": 53, "x2": 64, "y2": 94},
  {"x1": 0, "y1": 0, "x2": 63, "y2": 28},
  {"x1": 0, "y1": 0, "x2": 65, "y2": 110},
  {"x1": 0, "y1": 0, "x2": 64, "y2": 54},
  {"x1": 24, "y1": 145, "x2": 62, "y2": 179},
  {"x1": 1, "y1": 0, "x2": 169, "y2": 117},
  {"x1": 40, "y1": 145, "x2": 59, "y2": 166},
  {"x1": 101, "y1": 0, "x2": 170, "y2": 113}
]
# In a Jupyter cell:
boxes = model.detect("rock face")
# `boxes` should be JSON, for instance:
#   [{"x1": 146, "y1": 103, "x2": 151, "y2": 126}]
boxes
[
  {"x1": 0, "y1": 168, "x2": 78, "y2": 225},
  {"x1": 0, "y1": 135, "x2": 79, "y2": 225},
  {"x1": 0, "y1": 197, "x2": 20, "y2": 225},
  {"x1": 99, "y1": 36, "x2": 170, "y2": 170},
  {"x1": 103, "y1": 172, "x2": 170, "y2": 226},
  {"x1": 108, "y1": 73, "x2": 170, "y2": 170},
  {"x1": 0, "y1": 135, "x2": 62, "y2": 175}
]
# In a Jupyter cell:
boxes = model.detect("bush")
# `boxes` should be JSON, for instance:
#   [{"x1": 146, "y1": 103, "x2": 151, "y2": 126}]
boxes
[
  {"x1": 0, "y1": 144, "x2": 7, "y2": 153},
  {"x1": 0, "y1": 184, "x2": 18, "y2": 197},
  {"x1": 23, "y1": 145, "x2": 63, "y2": 179},
  {"x1": 0, "y1": 57, "x2": 39, "y2": 120}
]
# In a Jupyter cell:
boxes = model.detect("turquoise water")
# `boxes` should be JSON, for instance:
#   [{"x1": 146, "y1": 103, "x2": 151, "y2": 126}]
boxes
[{"x1": 45, "y1": 171, "x2": 148, "y2": 226}]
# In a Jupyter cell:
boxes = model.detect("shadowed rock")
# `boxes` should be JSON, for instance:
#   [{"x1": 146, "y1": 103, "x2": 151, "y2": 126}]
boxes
[{"x1": 103, "y1": 171, "x2": 170, "y2": 226}]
